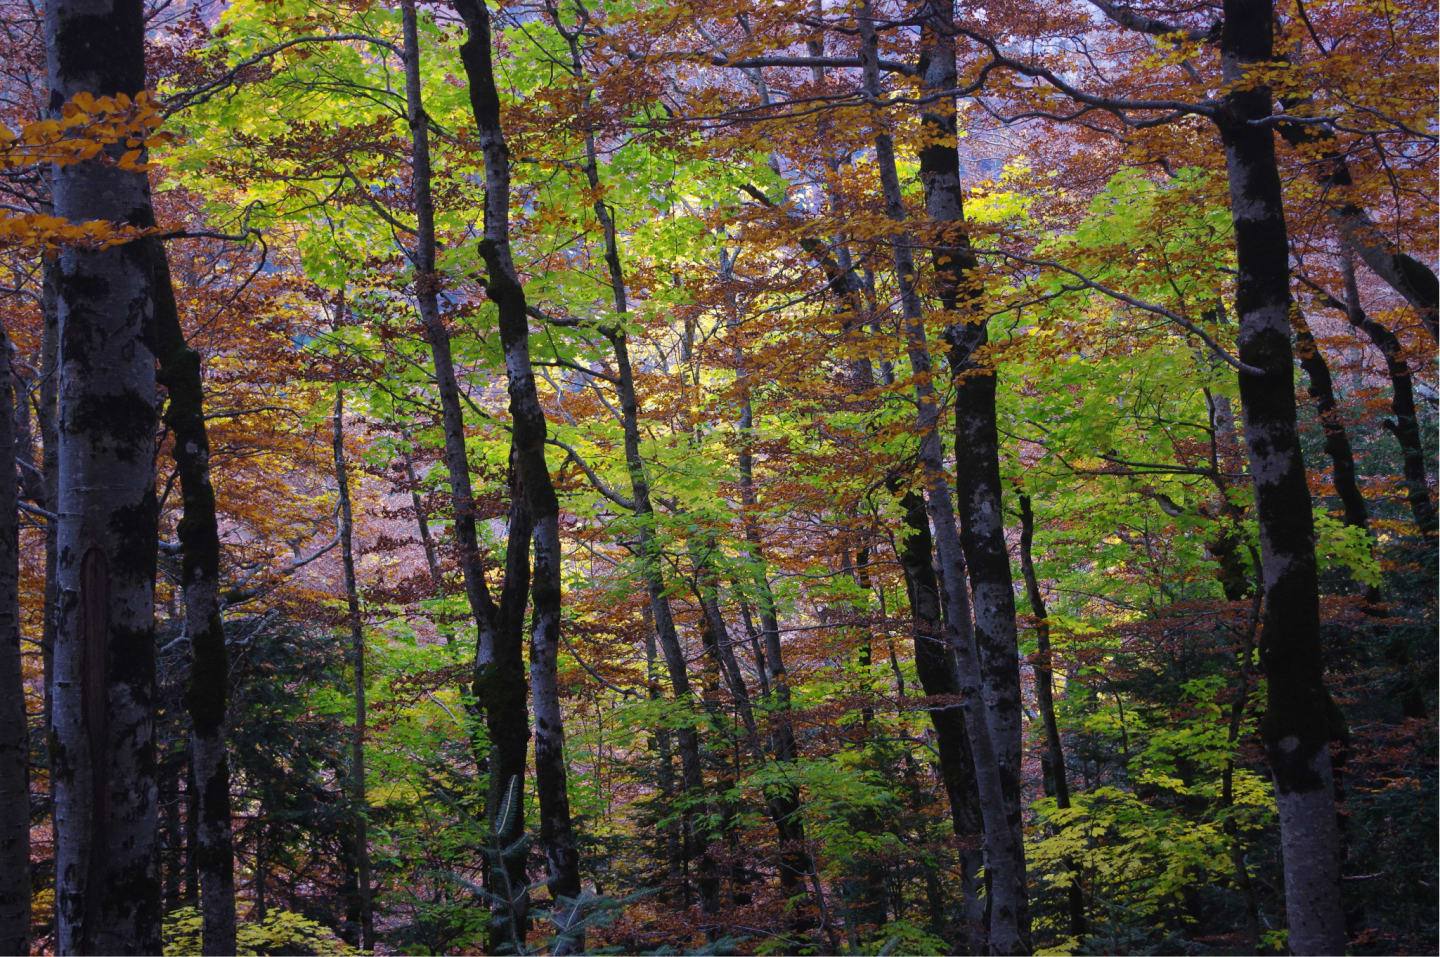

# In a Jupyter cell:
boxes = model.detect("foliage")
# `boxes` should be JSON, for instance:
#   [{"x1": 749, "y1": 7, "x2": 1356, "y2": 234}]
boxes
[
  {"x1": 3, "y1": 0, "x2": 1435, "y2": 954},
  {"x1": 163, "y1": 907, "x2": 358, "y2": 956}
]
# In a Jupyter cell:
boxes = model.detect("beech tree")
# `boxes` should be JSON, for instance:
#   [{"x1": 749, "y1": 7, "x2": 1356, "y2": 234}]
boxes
[
  {"x1": 1, "y1": 0, "x2": 1432, "y2": 954},
  {"x1": 46, "y1": 0, "x2": 164, "y2": 951},
  {"x1": 452, "y1": 0, "x2": 584, "y2": 925}
]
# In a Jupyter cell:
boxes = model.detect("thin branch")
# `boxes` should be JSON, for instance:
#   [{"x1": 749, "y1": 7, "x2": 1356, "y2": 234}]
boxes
[
  {"x1": 164, "y1": 33, "x2": 405, "y2": 115},
  {"x1": 981, "y1": 249, "x2": 1262, "y2": 375},
  {"x1": 18, "y1": 500, "x2": 56, "y2": 522},
  {"x1": 1087, "y1": 0, "x2": 1220, "y2": 43},
  {"x1": 548, "y1": 437, "x2": 637, "y2": 510},
  {"x1": 222, "y1": 534, "x2": 342, "y2": 608}
]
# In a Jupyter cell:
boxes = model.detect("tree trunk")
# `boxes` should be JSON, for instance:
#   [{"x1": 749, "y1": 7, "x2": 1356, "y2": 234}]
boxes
[
  {"x1": 399, "y1": 447, "x2": 443, "y2": 601},
  {"x1": 1291, "y1": 309, "x2": 1368, "y2": 530},
  {"x1": 39, "y1": 258, "x2": 59, "y2": 852},
  {"x1": 46, "y1": 0, "x2": 162, "y2": 949},
  {"x1": 1017, "y1": 494, "x2": 1085, "y2": 939},
  {"x1": 1274, "y1": 112, "x2": 1439, "y2": 341},
  {"x1": 184, "y1": 751, "x2": 198, "y2": 907},
  {"x1": 641, "y1": 607, "x2": 684, "y2": 895},
  {"x1": 916, "y1": 14, "x2": 1030, "y2": 933},
  {"x1": 1217, "y1": 3, "x2": 1345, "y2": 952},
  {"x1": 399, "y1": 6, "x2": 533, "y2": 938},
  {"x1": 485, "y1": 458, "x2": 535, "y2": 948},
  {"x1": 332, "y1": 391, "x2": 372, "y2": 951},
  {"x1": 1331, "y1": 204, "x2": 1438, "y2": 341},
  {"x1": 711, "y1": 241, "x2": 815, "y2": 903},
  {"x1": 1220, "y1": 594, "x2": 1264, "y2": 954},
  {"x1": 609, "y1": 322, "x2": 710, "y2": 907},
  {"x1": 858, "y1": 7, "x2": 1029, "y2": 950},
  {"x1": 1333, "y1": 254, "x2": 1436, "y2": 538},
  {"x1": 551, "y1": 13, "x2": 712, "y2": 907},
  {"x1": 400, "y1": 0, "x2": 505, "y2": 647},
  {"x1": 731, "y1": 355, "x2": 811, "y2": 905},
  {"x1": 452, "y1": 0, "x2": 582, "y2": 926},
  {"x1": 0, "y1": 322, "x2": 30, "y2": 957},
  {"x1": 892, "y1": 488, "x2": 986, "y2": 951},
  {"x1": 152, "y1": 242, "x2": 236, "y2": 955},
  {"x1": 1204, "y1": 390, "x2": 1258, "y2": 602},
  {"x1": 161, "y1": 752, "x2": 182, "y2": 915}
]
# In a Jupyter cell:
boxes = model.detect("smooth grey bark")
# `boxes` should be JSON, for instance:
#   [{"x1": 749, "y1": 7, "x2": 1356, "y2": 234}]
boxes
[
  {"x1": 47, "y1": 1, "x2": 162, "y2": 950},
  {"x1": 1217, "y1": 3, "x2": 1344, "y2": 952},
  {"x1": 1267, "y1": 40, "x2": 1438, "y2": 339},
  {"x1": 400, "y1": 0, "x2": 503, "y2": 642},
  {"x1": 772, "y1": 13, "x2": 987, "y2": 942},
  {"x1": 858, "y1": 6, "x2": 1028, "y2": 951},
  {"x1": 0, "y1": 321, "x2": 30, "y2": 957},
  {"x1": 1334, "y1": 206, "x2": 1438, "y2": 342},
  {"x1": 399, "y1": 6, "x2": 533, "y2": 937},
  {"x1": 331, "y1": 391, "x2": 373, "y2": 951},
  {"x1": 452, "y1": 0, "x2": 582, "y2": 922},
  {"x1": 915, "y1": 15, "x2": 1029, "y2": 943},
  {"x1": 151, "y1": 242, "x2": 236, "y2": 955}
]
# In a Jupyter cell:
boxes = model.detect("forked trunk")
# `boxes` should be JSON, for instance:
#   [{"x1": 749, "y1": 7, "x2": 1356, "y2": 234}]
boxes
[
  {"x1": 859, "y1": 6, "x2": 1028, "y2": 949},
  {"x1": 893, "y1": 488, "x2": 986, "y2": 950},
  {"x1": 399, "y1": 5, "x2": 533, "y2": 937},
  {"x1": 452, "y1": 1, "x2": 582, "y2": 929}
]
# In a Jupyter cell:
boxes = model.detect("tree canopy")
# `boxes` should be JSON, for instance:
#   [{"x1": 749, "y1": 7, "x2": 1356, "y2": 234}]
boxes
[{"x1": 0, "y1": 0, "x2": 1435, "y2": 955}]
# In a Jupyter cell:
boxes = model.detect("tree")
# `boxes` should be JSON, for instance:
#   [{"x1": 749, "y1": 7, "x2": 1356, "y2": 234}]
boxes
[
  {"x1": 3, "y1": 0, "x2": 1431, "y2": 953},
  {"x1": 451, "y1": 0, "x2": 584, "y2": 925},
  {"x1": 0, "y1": 318, "x2": 29, "y2": 956},
  {"x1": 46, "y1": 0, "x2": 163, "y2": 950},
  {"x1": 152, "y1": 239, "x2": 237, "y2": 955},
  {"x1": 1216, "y1": 5, "x2": 1344, "y2": 950}
]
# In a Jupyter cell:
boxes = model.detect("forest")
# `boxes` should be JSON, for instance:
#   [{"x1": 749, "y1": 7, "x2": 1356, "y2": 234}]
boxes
[{"x1": 0, "y1": 0, "x2": 1435, "y2": 954}]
